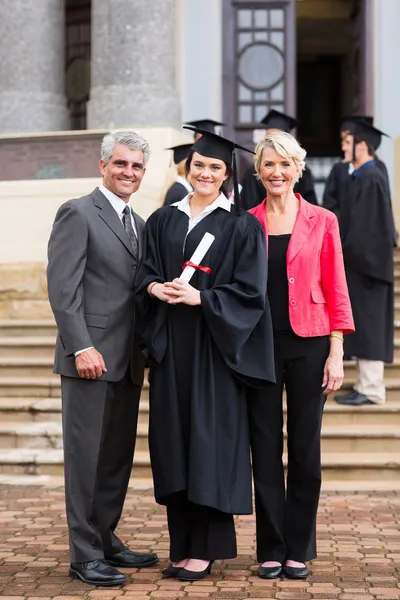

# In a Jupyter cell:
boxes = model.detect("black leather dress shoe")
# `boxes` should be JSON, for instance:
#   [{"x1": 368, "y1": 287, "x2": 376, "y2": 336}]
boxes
[
  {"x1": 162, "y1": 564, "x2": 183, "y2": 578},
  {"x1": 334, "y1": 391, "x2": 375, "y2": 406},
  {"x1": 257, "y1": 564, "x2": 283, "y2": 579},
  {"x1": 179, "y1": 560, "x2": 214, "y2": 581},
  {"x1": 284, "y1": 564, "x2": 309, "y2": 579},
  {"x1": 106, "y1": 546, "x2": 159, "y2": 568},
  {"x1": 69, "y1": 560, "x2": 126, "y2": 586}
]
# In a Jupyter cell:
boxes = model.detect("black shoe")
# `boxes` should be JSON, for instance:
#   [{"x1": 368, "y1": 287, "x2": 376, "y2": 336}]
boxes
[
  {"x1": 106, "y1": 546, "x2": 159, "y2": 568},
  {"x1": 257, "y1": 564, "x2": 283, "y2": 579},
  {"x1": 334, "y1": 390, "x2": 357, "y2": 403},
  {"x1": 284, "y1": 564, "x2": 309, "y2": 579},
  {"x1": 335, "y1": 391, "x2": 376, "y2": 406},
  {"x1": 69, "y1": 559, "x2": 127, "y2": 586},
  {"x1": 162, "y1": 564, "x2": 183, "y2": 578},
  {"x1": 179, "y1": 560, "x2": 214, "y2": 581}
]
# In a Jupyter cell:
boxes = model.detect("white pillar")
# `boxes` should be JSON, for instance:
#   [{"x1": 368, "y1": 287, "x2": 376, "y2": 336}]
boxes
[
  {"x1": 373, "y1": 0, "x2": 400, "y2": 197},
  {"x1": 179, "y1": 0, "x2": 222, "y2": 123}
]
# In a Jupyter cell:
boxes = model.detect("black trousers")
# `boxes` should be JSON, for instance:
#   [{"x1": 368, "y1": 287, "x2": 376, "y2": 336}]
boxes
[
  {"x1": 248, "y1": 332, "x2": 329, "y2": 563},
  {"x1": 61, "y1": 368, "x2": 141, "y2": 562},
  {"x1": 166, "y1": 492, "x2": 237, "y2": 562}
]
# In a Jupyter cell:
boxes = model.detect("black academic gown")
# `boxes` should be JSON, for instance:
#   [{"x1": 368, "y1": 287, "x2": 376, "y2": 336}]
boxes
[
  {"x1": 341, "y1": 163, "x2": 394, "y2": 363},
  {"x1": 164, "y1": 181, "x2": 191, "y2": 206},
  {"x1": 323, "y1": 156, "x2": 392, "y2": 219},
  {"x1": 135, "y1": 205, "x2": 275, "y2": 515},
  {"x1": 240, "y1": 164, "x2": 318, "y2": 210}
]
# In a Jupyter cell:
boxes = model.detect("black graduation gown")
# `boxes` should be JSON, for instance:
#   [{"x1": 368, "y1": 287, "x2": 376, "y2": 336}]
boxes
[
  {"x1": 164, "y1": 181, "x2": 191, "y2": 206},
  {"x1": 240, "y1": 164, "x2": 318, "y2": 210},
  {"x1": 135, "y1": 205, "x2": 275, "y2": 515},
  {"x1": 341, "y1": 164, "x2": 394, "y2": 363},
  {"x1": 323, "y1": 158, "x2": 397, "y2": 245},
  {"x1": 322, "y1": 161, "x2": 350, "y2": 219}
]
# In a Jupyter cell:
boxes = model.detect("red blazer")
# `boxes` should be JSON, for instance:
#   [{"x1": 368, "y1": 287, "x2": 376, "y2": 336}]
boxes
[{"x1": 250, "y1": 195, "x2": 355, "y2": 337}]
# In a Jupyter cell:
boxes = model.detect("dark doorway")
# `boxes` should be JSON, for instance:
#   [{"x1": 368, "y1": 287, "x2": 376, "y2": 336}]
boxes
[{"x1": 297, "y1": 56, "x2": 342, "y2": 157}]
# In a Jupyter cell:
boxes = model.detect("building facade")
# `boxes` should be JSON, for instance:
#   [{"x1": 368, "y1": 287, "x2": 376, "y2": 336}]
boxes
[{"x1": 0, "y1": 0, "x2": 400, "y2": 263}]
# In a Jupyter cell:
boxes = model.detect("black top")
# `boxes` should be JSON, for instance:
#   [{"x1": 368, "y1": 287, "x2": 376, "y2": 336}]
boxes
[{"x1": 268, "y1": 234, "x2": 292, "y2": 333}]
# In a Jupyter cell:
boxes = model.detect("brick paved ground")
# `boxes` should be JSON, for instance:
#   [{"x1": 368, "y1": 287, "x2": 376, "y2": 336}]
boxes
[{"x1": 0, "y1": 487, "x2": 399, "y2": 599}]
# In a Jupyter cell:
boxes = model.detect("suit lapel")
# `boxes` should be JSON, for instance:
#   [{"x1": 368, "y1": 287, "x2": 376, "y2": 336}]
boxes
[
  {"x1": 92, "y1": 188, "x2": 135, "y2": 257},
  {"x1": 287, "y1": 197, "x2": 316, "y2": 263}
]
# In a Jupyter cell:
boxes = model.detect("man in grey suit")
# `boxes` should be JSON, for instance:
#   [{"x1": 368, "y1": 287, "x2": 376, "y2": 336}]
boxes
[{"x1": 47, "y1": 131, "x2": 158, "y2": 587}]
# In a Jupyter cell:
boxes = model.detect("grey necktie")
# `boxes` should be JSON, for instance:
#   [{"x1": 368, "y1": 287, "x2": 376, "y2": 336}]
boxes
[{"x1": 122, "y1": 205, "x2": 138, "y2": 258}]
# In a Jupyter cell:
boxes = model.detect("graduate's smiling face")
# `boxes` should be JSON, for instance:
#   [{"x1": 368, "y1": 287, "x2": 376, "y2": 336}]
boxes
[
  {"x1": 100, "y1": 144, "x2": 146, "y2": 200},
  {"x1": 259, "y1": 147, "x2": 299, "y2": 197},
  {"x1": 342, "y1": 134, "x2": 354, "y2": 163},
  {"x1": 189, "y1": 152, "x2": 229, "y2": 197}
]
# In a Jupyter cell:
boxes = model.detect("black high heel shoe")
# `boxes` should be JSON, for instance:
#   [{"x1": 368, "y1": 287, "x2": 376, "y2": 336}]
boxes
[
  {"x1": 162, "y1": 564, "x2": 183, "y2": 578},
  {"x1": 178, "y1": 560, "x2": 214, "y2": 581}
]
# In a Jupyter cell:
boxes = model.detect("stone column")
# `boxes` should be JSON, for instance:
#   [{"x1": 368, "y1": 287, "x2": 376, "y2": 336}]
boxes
[
  {"x1": 88, "y1": 0, "x2": 180, "y2": 129},
  {"x1": 0, "y1": 0, "x2": 69, "y2": 133}
]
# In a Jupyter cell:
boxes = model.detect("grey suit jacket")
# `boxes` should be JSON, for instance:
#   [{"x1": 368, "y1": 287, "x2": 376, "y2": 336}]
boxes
[{"x1": 47, "y1": 187, "x2": 145, "y2": 385}]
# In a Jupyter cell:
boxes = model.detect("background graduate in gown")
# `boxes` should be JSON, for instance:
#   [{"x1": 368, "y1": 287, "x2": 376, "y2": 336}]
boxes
[
  {"x1": 163, "y1": 144, "x2": 193, "y2": 206},
  {"x1": 135, "y1": 127, "x2": 275, "y2": 581},
  {"x1": 323, "y1": 115, "x2": 392, "y2": 225},
  {"x1": 240, "y1": 110, "x2": 318, "y2": 209},
  {"x1": 335, "y1": 120, "x2": 395, "y2": 406}
]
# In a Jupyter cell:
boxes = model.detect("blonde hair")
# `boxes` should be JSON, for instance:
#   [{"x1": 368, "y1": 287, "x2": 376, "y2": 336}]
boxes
[{"x1": 254, "y1": 131, "x2": 306, "y2": 180}]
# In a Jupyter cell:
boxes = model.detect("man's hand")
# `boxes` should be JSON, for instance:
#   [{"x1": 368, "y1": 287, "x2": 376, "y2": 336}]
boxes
[
  {"x1": 75, "y1": 348, "x2": 107, "y2": 379},
  {"x1": 164, "y1": 279, "x2": 201, "y2": 306}
]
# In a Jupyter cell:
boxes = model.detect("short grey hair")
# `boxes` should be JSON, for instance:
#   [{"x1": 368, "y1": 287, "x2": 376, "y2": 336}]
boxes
[
  {"x1": 254, "y1": 131, "x2": 306, "y2": 179},
  {"x1": 101, "y1": 131, "x2": 151, "y2": 166}
]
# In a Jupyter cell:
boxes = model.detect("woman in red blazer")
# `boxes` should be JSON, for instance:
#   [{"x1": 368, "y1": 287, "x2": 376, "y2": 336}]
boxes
[{"x1": 247, "y1": 131, "x2": 354, "y2": 581}]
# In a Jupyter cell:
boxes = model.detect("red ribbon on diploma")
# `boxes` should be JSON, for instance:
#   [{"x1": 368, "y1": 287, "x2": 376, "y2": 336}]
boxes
[{"x1": 182, "y1": 260, "x2": 212, "y2": 274}]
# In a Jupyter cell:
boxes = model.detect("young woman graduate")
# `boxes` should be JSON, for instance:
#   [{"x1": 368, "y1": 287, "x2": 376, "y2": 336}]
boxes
[{"x1": 135, "y1": 127, "x2": 275, "y2": 581}]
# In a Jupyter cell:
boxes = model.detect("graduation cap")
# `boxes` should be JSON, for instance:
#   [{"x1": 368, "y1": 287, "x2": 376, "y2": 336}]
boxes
[
  {"x1": 340, "y1": 115, "x2": 374, "y2": 134},
  {"x1": 183, "y1": 125, "x2": 254, "y2": 214},
  {"x1": 353, "y1": 120, "x2": 389, "y2": 154},
  {"x1": 185, "y1": 119, "x2": 225, "y2": 134},
  {"x1": 167, "y1": 143, "x2": 193, "y2": 165},
  {"x1": 260, "y1": 109, "x2": 299, "y2": 133}
]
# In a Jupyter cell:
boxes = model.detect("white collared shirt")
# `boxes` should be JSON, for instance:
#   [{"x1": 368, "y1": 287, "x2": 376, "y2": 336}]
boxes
[
  {"x1": 172, "y1": 192, "x2": 232, "y2": 233},
  {"x1": 99, "y1": 184, "x2": 137, "y2": 236},
  {"x1": 176, "y1": 176, "x2": 193, "y2": 194}
]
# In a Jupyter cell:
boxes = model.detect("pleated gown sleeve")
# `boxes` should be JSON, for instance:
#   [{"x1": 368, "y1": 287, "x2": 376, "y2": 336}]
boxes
[{"x1": 200, "y1": 217, "x2": 275, "y2": 387}]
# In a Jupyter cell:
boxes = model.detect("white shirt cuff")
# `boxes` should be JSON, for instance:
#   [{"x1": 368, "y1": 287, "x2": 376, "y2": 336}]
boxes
[{"x1": 74, "y1": 346, "x2": 94, "y2": 357}]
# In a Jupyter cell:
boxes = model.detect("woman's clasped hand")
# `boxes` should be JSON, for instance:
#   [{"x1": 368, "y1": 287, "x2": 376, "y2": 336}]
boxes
[{"x1": 151, "y1": 280, "x2": 201, "y2": 306}]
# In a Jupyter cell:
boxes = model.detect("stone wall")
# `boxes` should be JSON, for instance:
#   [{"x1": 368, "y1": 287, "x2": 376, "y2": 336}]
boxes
[
  {"x1": 0, "y1": 132, "x2": 105, "y2": 181},
  {"x1": 0, "y1": 263, "x2": 51, "y2": 319}
]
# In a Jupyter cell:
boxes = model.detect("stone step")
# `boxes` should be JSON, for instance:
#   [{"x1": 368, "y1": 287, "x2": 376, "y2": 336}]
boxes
[
  {"x1": 0, "y1": 377, "x2": 61, "y2": 397},
  {"x1": 0, "y1": 337, "x2": 56, "y2": 359},
  {"x1": 0, "y1": 421, "x2": 150, "y2": 452},
  {"x1": 0, "y1": 358, "x2": 55, "y2": 377},
  {"x1": 0, "y1": 397, "x2": 62, "y2": 422},
  {"x1": 322, "y1": 399, "x2": 400, "y2": 426},
  {"x1": 0, "y1": 448, "x2": 397, "y2": 481},
  {"x1": 0, "y1": 320, "x2": 57, "y2": 337},
  {"x1": 1, "y1": 421, "x2": 399, "y2": 454},
  {"x1": 0, "y1": 473, "x2": 398, "y2": 492},
  {"x1": 343, "y1": 359, "x2": 400, "y2": 377},
  {"x1": 336, "y1": 378, "x2": 400, "y2": 402},
  {"x1": 0, "y1": 449, "x2": 152, "y2": 478},
  {"x1": 0, "y1": 376, "x2": 149, "y2": 398}
]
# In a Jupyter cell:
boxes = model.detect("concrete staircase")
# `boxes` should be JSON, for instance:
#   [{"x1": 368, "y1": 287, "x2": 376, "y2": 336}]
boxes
[{"x1": 0, "y1": 281, "x2": 399, "y2": 490}]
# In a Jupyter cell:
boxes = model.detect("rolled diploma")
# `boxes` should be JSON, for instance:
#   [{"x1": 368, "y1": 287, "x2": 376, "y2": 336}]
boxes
[{"x1": 179, "y1": 232, "x2": 215, "y2": 283}]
